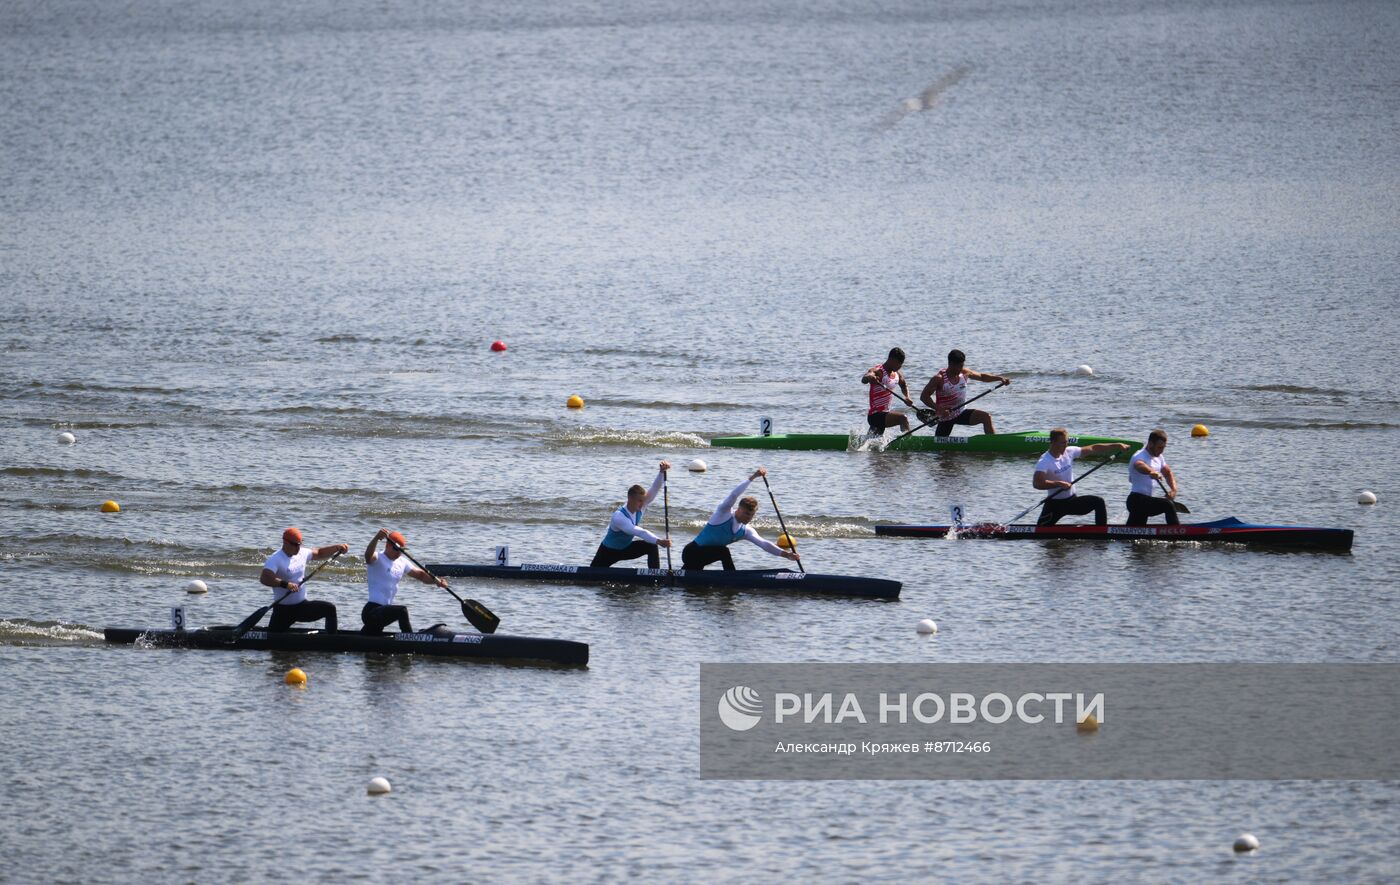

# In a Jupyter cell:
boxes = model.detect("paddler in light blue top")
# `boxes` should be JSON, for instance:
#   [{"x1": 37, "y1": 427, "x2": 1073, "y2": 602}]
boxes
[
  {"x1": 681, "y1": 467, "x2": 801, "y2": 571},
  {"x1": 590, "y1": 461, "x2": 673, "y2": 568}
]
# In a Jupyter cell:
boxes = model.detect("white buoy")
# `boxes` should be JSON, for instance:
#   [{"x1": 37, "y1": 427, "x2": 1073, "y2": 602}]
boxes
[
  {"x1": 687, "y1": 458, "x2": 707, "y2": 473},
  {"x1": 367, "y1": 776, "x2": 392, "y2": 795},
  {"x1": 1233, "y1": 833, "x2": 1259, "y2": 853},
  {"x1": 1358, "y1": 490, "x2": 1377, "y2": 505},
  {"x1": 916, "y1": 618, "x2": 938, "y2": 634},
  {"x1": 57, "y1": 431, "x2": 76, "y2": 445},
  {"x1": 184, "y1": 579, "x2": 208, "y2": 595},
  {"x1": 1074, "y1": 364, "x2": 1094, "y2": 377}
]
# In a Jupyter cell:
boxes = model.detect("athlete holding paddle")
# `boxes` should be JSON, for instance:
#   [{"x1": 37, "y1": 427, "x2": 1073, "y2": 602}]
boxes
[
  {"x1": 918, "y1": 349, "x2": 1012, "y2": 436},
  {"x1": 259, "y1": 527, "x2": 349, "y2": 632},
  {"x1": 681, "y1": 467, "x2": 801, "y2": 571},
  {"x1": 861, "y1": 347, "x2": 913, "y2": 434},
  {"x1": 1033, "y1": 429, "x2": 1131, "y2": 525},
  {"x1": 590, "y1": 461, "x2": 673, "y2": 568}
]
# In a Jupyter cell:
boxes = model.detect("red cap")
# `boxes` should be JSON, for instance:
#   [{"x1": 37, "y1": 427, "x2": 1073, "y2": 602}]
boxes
[
  {"x1": 387, "y1": 531, "x2": 407, "y2": 549},
  {"x1": 282, "y1": 527, "x2": 303, "y2": 545}
]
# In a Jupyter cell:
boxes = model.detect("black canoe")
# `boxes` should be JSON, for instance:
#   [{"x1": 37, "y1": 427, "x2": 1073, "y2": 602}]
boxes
[
  {"x1": 104, "y1": 624, "x2": 588, "y2": 666},
  {"x1": 425, "y1": 563, "x2": 901, "y2": 600},
  {"x1": 873, "y1": 517, "x2": 1352, "y2": 551}
]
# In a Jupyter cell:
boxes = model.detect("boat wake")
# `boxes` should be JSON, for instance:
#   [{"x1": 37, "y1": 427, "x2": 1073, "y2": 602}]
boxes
[
  {"x1": 0, "y1": 618, "x2": 104, "y2": 646},
  {"x1": 549, "y1": 428, "x2": 710, "y2": 449}
]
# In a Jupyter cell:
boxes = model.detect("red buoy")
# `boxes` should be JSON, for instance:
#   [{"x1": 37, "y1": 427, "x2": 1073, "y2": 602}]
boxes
[{"x1": 490, "y1": 340, "x2": 507, "y2": 352}]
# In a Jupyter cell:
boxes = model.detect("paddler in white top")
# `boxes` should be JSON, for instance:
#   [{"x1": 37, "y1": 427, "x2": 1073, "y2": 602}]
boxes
[
  {"x1": 861, "y1": 347, "x2": 912, "y2": 433},
  {"x1": 681, "y1": 467, "x2": 802, "y2": 570},
  {"x1": 1033, "y1": 429, "x2": 1131, "y2": 525},
  {"x1": 1126, "y1": 429, "x2": 1180, "y2": 526},
  {"x1": 590, "y1": 461, "x2": 673, "y2": 569},
  {"x1": 362, "y1": 528, "x2": 447, "y2": 634},
  {"x1": 917, "y1": 349, "x2": 1011, "y2": 436},
  {"x1": 260, "y1": 527, "x2": 349, "y2": 632}
]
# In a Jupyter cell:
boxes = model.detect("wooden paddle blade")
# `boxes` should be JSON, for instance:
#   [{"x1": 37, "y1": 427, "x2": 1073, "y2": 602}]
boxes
[
  {"x1": 1172, "y1": 501, "x2": 1190, "y2": 513},
  {"x1": 461, "y1": 599, "x2": 500, "y2": 634}
]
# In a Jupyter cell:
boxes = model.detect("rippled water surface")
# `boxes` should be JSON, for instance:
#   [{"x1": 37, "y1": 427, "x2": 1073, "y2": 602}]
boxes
[{"x1": 3, "y1": 0, "x2": 1399, "y2": 880}]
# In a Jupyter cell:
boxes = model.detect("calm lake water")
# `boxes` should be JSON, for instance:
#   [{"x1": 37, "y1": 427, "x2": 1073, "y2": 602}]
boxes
[{"x1": 3, "y1": 0, "x2": 1399, "y2": 880}]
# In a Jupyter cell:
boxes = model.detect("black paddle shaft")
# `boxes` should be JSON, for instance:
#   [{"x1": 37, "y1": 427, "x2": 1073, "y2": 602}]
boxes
[
  {"x1": 663, "y1": 478, "x2": 673, "y2": 572},
  {"x1": 387, "y1": 539, "x2": 500, "y2": 634},
  {"x1": 1154, "y1": 475, "x2": 1190, "y2": 513},
  {"x1": 1007, "y1": 452, "x2": 1122, "y2": 525},
  {"x1": 233, "y1": 551, "x2": 342, "y2": 638},
  {"x1": 888, "y1": 380, "x2": 1008, "y2": 446},
  {"x1": 760, "y1": 474, "x2": 804, "y2": 573}
]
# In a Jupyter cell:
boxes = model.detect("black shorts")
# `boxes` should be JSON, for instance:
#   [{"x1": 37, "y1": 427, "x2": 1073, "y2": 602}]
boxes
[
  {"x1": 934, "y1": 410, "x2": 982, "y2": 436},
  {"x1": 868, "y1": 412, "x2": 897, "y2": 432}
]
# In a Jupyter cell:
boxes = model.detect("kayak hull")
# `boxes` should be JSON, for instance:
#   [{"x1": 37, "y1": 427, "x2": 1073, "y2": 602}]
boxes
[
  {"x1": 873, "y1": 517, "x2": 1353, "y2": 551},
  {"x1": 709, "y1": 430, "x2": 1136, "y2": 454},
  {"x1": 103, "y1": 625, "x2": 589, "y2": 666},
  {"x1": 426, "y1": 563, "x2": 900, "y2": 600}
]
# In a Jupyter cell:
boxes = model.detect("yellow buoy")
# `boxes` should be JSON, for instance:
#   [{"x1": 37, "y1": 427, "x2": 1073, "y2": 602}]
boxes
[
  {"x1": 566, "y1": 394, "x2": 585, "y2": 409},
  {"x1": 1191, "y1": 424, "x2": 1209, "y2": 437},
  {"x1": 284, "y1": 667, "x2": 307, "y2": 686},
  {"x1": 1077, "y1": 714, "x2": 1100, "y2": 733},
  {"x1": 776, "y1": 533, "x2": 796, "y2": 551},
  {"x1": 100, "y1": 500, "x2": 121, "y2": 513}
]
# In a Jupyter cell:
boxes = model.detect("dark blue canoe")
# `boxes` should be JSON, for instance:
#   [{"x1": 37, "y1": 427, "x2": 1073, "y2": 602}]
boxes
[
  {"x1": 426, "y1": 563, "x2": 901, "y2": 599},
  {"x1": 873, "y1": 517, "x2": 1352, "y2": 551},
  {"x1": 104, "y1": 624, "x2": 588, "y2": 666}
]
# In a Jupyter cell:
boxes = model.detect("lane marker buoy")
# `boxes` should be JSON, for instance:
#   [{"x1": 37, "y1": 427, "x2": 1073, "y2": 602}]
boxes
[
  {"x1": 1358, "y1": 490, "x2": 1377, "y2": 505},
  {"x1": 284, "y1": 667, "x2": 307, "y2": 686},
  {"x1": 567, "y1": 394, "x2": 584, "y2": 409},
  {"x1": 1074, "y1": 365, "x2": 1094, "y2": 377},
  {"x1": 367, "y1": 776, "x2": 392, "y2": 795},
  {"x1": 490, "y1": 340, "x2": 507, "y2": 352},
  {"x1": 184, "y1": 580, "x2": 208, "y2": 595},
  {"x1": 57, "y1": 431, "x2": 76, "y2": 445},
  {"x1": 916, "y1": 619, "x2": 938, "y2": 634},
  {"x1": 1191, "y1": 424, "x2": 1210, "y2": 437},
  {"x1": 100, "y1": 500, "x2": 121, "y2": 513},
  {"x1": 687, "y1": 458, "x2": 707, "y2": 472},
  {"x1": 1077, "y1": 714, "x2": 1100, "y2": 733},
  {"x1": 1233, "y1": 833, "x2": 1259, "y2": 853}
]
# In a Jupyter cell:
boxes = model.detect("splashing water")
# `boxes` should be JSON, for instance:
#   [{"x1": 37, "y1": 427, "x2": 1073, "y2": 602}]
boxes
[{"x1": 0, "y1": 618, "x2": 104, "y2": 645}]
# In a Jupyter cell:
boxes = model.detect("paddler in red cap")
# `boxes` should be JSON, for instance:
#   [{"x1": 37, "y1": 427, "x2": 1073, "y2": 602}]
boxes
[
  {"x1": 362, "y1": 528, "x2": 449, "y2": 634},
  {"x1": 259, "y1": 527, "x2": 349, "y2": 632}
]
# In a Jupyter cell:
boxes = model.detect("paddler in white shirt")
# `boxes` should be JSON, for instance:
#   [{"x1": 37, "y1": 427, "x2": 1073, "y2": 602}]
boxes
[
  {"x1": 362, "y1": 529, "x2": 448, "y2": 634},
  {"x1": 681, "y1": 467, "x2": 802, "y2": 570},
  {"x1": 1126, "y1": 429, "x2": 1180, "y2": 526},
  {"x1": 1032, "y1": 429, "x2": 1131, "y2": 525},
  {"x1": 917, "y1": 349, "x2": 1011, "y2": 436},
  {"x1": 860, "y1": 347, "x2": 912, "y2": 434},
  {"x1": 259, "y1": 527, "x2": 349, "y2": 632},
  {"x1": 590, "y1": 461, "x2": 673, "y2": 568}
]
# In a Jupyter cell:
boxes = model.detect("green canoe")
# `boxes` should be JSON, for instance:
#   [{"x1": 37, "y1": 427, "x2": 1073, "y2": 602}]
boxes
[{"x1": 708, "y1": 429, "x2": 1138, "y2": 455}]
